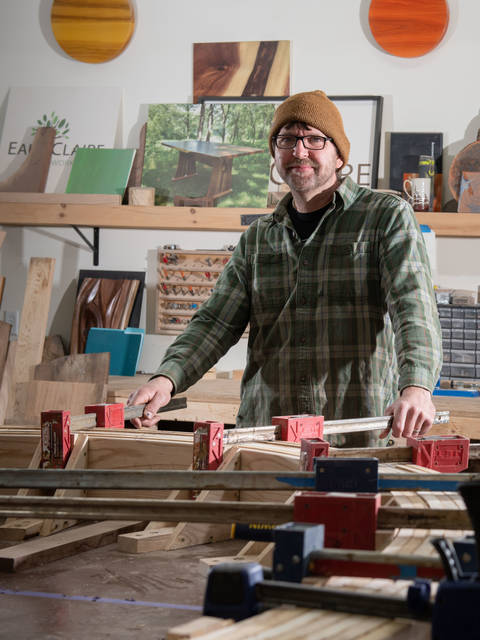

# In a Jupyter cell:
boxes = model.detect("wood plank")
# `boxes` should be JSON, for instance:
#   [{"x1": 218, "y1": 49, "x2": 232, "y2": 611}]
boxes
[
  {"x1": 34, "y1": 352, "x2": 110, "y2": 384},
  {"x1": 0, "y1": 128, "x2": 55, "y2": 193},
  {"x1": 0, "y1": 520, "x2": 145, "y2": 572},
  {"x1": 39, "y1": 433, "x2": 89, "y2": 536},
  {"x1": 9, "y1": 380, "x2": 106, "y2": 425},
  {"x1": 0, "y1": 202, "x2": 478, "y2": 237},
  {"x1": 0, "y1": 321, "x2": 11, "y2": 386},
  {"x1": 166, "y1": 616, "x2": 234, "y2": 640},
  {"x1": 0, "y1": 192, "x2": 122, "y2": 204},
  {"x1": 5, "y1": 257, "x2": 55, "y2": 422}
]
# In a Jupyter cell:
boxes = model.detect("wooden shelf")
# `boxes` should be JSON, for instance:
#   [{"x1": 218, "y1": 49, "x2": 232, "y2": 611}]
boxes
[{"x1": 0, "y1": 201, "x2": 479, "y2": 236}]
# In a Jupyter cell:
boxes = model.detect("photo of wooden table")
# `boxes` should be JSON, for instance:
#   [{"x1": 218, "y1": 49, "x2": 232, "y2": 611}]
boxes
[{"x1": 161, "y1": 139, "x2": 264, "y2": 207}]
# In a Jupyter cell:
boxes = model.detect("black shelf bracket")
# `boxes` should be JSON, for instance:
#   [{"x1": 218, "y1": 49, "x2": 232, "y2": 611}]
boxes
[{"x1": 72, "y1": 226, "x2": 99, "y2": 265}]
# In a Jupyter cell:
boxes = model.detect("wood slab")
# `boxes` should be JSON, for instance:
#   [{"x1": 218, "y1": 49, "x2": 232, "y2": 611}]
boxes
[
  {"x1": 0, "y1": 192, "x2": 122, "y2": 204},
  {"x1": 34, "y1": 352, "x2": 110, "y2": 384},
  {"x1": 193, "y1": 40, "x2": 290, "y2": 103},
  {"x1": 70, "y1": 277, "x2": 140, "y2": 354},
  {"x1": 50, "y1": 0, "x2": 135, "y2": 64},
  {"x1": 0, "y1": 127, "x2": 55, "y2": 193},
  {"x1": 368, "y1": 0, "x2": 449, "y2": 58},
  {"x1": 9, "y1": 380, "x2": 106, "y2": 426},
  {"x1": 0, "y1": 520, "x2": 145, "y2": 572}
]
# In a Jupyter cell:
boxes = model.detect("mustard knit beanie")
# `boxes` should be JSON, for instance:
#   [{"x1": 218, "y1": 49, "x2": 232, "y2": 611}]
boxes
[{"x1": 268, "y1": 90, "x2": 350, "y2": 165}]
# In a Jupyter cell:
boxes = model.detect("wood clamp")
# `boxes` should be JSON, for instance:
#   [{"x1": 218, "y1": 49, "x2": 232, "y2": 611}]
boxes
[
  {"x1": 40, "y1": 397, "x2": 187, "y2": 468},
  {"x1": 193, "y1": 411, "x2": 451, "y2": 471}
]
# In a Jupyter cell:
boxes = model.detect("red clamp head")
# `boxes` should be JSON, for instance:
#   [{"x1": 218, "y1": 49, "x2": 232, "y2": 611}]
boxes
[
  {"x1": 85, "y1": 403, "x2": 125, "y2": 429},
  {"x1": 193, "y1": 421, "x2": 224, "y2": 470},
  {"x1": 272, "y1": 415, "x2": 324, "y2": 442},
  {"x1": 294, "y1": 492, "x2": 380, "y2": 550},
  {"x1": 300, "y1": 438, "x2": 330, "y2": 471},
  {"x1": 407, "y1": 434, "x2": 470, "y2": 472},
  {"x1": 41, "y1": 410, "x2": 72, "y2": 468}
]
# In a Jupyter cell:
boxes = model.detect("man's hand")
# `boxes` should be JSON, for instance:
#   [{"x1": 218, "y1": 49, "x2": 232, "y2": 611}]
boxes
[
  {"x1": 380, "y1": 386, "x2": 436, "y2": 439},
  {"x1": 127, "y1": 376, "x2": 174, "y2": 428}
]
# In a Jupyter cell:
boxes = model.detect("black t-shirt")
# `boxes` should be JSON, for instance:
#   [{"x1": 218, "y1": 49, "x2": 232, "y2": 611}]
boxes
[{"x1": 288, "y1": 200, "x2": 331, "y2": 241}]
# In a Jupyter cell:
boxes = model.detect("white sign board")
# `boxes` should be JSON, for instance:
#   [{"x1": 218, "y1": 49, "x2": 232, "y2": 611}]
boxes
[{"x1": 0, "y1": 86, "x2": 123, "y2": 192}]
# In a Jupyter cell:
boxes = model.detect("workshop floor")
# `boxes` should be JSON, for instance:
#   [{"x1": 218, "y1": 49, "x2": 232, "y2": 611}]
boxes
[{"x1": 0, "y1": 538, "x2": 244, "y2": 640}]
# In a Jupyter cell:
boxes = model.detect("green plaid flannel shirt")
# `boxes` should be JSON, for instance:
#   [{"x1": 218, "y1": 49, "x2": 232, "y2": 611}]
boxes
[{"x1": 155, "y1": 176, "x2": 442, "y2": 427}]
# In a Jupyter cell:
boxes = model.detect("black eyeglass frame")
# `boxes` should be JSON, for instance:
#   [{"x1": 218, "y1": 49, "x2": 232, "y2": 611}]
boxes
[{"x1": 273, "y1": 134, "x2": 333, "y2": 150}]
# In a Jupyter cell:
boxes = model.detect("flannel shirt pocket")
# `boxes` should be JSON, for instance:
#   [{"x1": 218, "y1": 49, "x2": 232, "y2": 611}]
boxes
[{"x1": 324, "y1": 241, "x2": 376, "y2": 301}]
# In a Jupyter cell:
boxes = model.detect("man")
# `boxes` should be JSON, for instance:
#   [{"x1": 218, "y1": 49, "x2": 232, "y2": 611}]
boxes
[{"x1": 128, "y1": 90, "x2": 442, "y2": 442}]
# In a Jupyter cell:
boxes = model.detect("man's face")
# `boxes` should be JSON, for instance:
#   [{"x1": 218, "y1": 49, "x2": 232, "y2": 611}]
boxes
[{"x1": 273, "y1": 123, "x2": 343, "y2": 198}]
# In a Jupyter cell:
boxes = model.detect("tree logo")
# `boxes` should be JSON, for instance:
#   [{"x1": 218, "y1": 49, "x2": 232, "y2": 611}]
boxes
[{"x1": 32, "y1": 112, "x2": 70, "y2": 140}]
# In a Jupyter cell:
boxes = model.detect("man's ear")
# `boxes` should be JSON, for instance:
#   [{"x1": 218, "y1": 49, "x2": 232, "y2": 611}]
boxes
[{"x1": 336, "y1": 156, "x2": 343, "y2": 170}]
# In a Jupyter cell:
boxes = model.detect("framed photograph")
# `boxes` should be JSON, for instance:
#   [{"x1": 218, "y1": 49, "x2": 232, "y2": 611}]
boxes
[{"x1": 142, "y1": 100, "x2": 276, "y2": 208}]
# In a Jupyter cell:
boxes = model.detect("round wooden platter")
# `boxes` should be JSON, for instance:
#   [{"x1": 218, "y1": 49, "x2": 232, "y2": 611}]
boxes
[
  {"x1": 51, "y1": 0, "x2": 135, "y2": 64},
  {"x1": 448, "y1": 131, "x2": 480, "y2": 200},
  {"x1": 368, "y1": 0, "x2": 449, "y2": 58}
]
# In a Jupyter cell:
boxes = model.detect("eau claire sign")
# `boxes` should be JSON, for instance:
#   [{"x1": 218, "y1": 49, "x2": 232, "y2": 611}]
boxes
[{"x1": 0, "y1": 87, "x2": 122, "y2": 192}]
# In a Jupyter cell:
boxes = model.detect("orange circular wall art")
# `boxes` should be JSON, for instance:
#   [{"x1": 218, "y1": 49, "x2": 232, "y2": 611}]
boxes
[
  {"x1": 368, "y1": 0, "x2": 449, "y2": 58},
  {"x1": 51, "y1": 0, "x2": 135, "y2": 64}
]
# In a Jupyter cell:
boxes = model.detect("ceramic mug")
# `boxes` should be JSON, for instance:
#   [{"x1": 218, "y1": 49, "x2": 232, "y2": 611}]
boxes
[{"x1": 403, "y1": 177, "x2": 431, "y2": 212}]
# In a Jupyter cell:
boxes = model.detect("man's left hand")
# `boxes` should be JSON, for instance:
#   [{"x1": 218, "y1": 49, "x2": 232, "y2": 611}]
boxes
[{"x1": 380, "y1": 386, "x2": 436, "y2": 439}]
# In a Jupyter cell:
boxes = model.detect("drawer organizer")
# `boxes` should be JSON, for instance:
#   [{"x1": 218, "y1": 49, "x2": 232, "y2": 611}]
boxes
[{"x1": 156, "y1": 248, "x2": 233, "y2": 335}]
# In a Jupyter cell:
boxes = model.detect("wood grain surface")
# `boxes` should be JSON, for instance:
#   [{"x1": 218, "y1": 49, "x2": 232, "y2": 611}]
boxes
[
  {"x1": 368, "y1": 0, "x2": 449, "y2": 58},
  {"x1": 70, "y1": 277, "x2": 140, "y2": 354},
  {"x1": 51, "y1": 0, "x2": 135, "y2": 64},
  {"x1": 0, "y1": 127, "x2": 55, "y2": 193},
  {"x1": 193, "y1": 40, "x2": 289, "y2": 102}
]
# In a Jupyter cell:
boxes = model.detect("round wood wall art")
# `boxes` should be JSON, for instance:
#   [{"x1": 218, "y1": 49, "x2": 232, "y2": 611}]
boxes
[
  {"x1": 368, "y1": 0, "x2": 449, "y2": 58},
  {"x1": 51, "y1": 0, "x2": 135, "y2": 64}
]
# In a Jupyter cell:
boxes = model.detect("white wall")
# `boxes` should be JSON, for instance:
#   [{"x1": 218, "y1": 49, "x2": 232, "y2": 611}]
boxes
[{"x1": 0, "y1": 0, "x2": 479, "y2": 372}]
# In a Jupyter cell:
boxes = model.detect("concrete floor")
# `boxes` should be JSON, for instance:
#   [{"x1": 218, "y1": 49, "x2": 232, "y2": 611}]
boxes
[{"x1": 0, "y1": 537, "x2": 244, "y2": 640}]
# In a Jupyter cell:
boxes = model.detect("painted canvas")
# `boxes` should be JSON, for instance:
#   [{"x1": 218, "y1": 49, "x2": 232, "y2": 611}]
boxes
[
  {"x1": 193, "y1": 40, "x2": 290, "y2": 103},
  {"x1": 142, "y1": 102, "x2": 275, "y2": 207}
]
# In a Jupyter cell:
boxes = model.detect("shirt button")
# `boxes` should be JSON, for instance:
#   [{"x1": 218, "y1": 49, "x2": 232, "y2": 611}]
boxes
[
  {"x1": 303, "y1": 259, "x2": 309, "y2": 266},
  {"x1": 300, "y1": 376, "x2": 307, "y2": 383},
  {"x1": 300, "y1": 336, "x2": 306, "y2": 344}
]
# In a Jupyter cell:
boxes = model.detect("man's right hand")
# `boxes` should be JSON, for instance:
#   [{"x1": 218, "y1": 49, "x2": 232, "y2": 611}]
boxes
[{"x1": 127, "y1": 376, "x2": 174, "y2": 428}]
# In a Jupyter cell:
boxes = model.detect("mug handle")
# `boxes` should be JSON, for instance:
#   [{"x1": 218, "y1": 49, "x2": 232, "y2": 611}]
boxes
[{"x1": 403, "y1": 178, "x2": 413, "y2": 201}]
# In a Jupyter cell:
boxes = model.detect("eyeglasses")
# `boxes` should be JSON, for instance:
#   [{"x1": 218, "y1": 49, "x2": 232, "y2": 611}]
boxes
[{"x1": 273, "y1": 134, "x2": 333, "y2": 150}]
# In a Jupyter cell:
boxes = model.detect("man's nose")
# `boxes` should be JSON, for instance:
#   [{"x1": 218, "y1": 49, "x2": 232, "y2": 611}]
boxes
[{"x1": 292, "y1": 138, "x2": 309, "y2": 158}]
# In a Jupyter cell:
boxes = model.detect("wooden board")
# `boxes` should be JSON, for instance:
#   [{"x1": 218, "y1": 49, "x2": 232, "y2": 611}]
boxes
[
  {"x1": 34, "y1": 352, "x2": 110, "y2": 384},
  {"x1": 9, "y1": 380, "x2": 106, "y2": 426},
  {"x1": 50, "y1": 0, "x2": 135, "y2": 64},
  {"x1": 193, "y1": 40, "x2": 290, "y2": 103},
  {"x1": 0, "y1": 520, "x2": 145, "y2": 572},
  {"x1": 0, "y1": 128, "x2": 55, "y2": 193},
  {"x1": 70, "y1": 276, "x2": 140, "y2": 354},
  {"x1": 5, "y1": 258, "x2": 55, "y2": 423},
  {"x1": 0, "y1": 193, "x2": 122, "y2": 204},
  {"x1": 368, "y1": 0, "x2": 449, "y2": 58}
]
